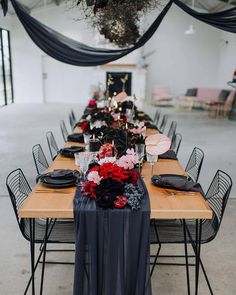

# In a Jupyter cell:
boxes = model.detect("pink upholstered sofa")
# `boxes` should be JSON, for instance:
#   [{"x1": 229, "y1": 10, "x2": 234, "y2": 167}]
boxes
[{"x1": 179, "y1": 87, "x2": 235, "y2": 114}]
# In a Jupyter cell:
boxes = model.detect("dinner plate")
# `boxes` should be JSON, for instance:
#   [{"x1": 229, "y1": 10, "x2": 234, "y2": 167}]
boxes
[{"x1": 40, "y1": 171, "x2": 77, "y2": 188}]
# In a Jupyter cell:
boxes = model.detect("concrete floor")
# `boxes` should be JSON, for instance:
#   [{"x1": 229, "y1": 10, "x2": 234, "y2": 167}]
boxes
[{"x1": 0, "y1": 103, "x2": 236, "y2": 294}]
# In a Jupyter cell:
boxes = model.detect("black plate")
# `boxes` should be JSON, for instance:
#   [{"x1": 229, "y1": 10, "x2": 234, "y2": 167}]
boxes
[{"x1": 40, "y1": 175, "x2": 77, "y2": 188}]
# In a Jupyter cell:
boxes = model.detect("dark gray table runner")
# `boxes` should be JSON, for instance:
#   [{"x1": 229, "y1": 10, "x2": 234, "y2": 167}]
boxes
[{"x1": 73, "y1": 177, "x2": 151, "y2": 295}]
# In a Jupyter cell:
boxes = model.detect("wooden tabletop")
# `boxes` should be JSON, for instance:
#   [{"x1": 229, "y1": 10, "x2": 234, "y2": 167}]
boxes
[{"x1": 19, "y1": 127, "x2": 212, "y2": 220}]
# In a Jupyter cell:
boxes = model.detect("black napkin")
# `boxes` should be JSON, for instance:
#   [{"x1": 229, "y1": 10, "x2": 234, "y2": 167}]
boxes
[
  {"x1": 60, "y1": 146, "x2": 85, "y2": 158},
  {"x1": 67, "y1": 133, "x2": 84, "y2": 143},
  {"x1": 159, "y1": 150, "x2": 177, "y2": 160},
  {"x1": 145, "y1": 123, "x2": 160, "y2": 131},
  {"x1": 151, "y1": 174, "x2": 204, "y2": 195},
  {"x1": 45, "y1": 169, "x2": 75, "y2": 179}
]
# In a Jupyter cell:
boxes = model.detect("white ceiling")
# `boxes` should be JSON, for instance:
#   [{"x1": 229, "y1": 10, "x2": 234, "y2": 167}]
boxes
[{"x1": 5, "y1": 0, "x2": 236, "y2": 14}]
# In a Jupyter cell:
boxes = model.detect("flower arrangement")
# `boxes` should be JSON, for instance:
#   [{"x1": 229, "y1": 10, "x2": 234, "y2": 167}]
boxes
[
  {"x1": 82, "y1": 149, "x2": 143, "y2": 209},
  {"x1": 81, "y1": 120, "x2": 90, "y2": 133}
]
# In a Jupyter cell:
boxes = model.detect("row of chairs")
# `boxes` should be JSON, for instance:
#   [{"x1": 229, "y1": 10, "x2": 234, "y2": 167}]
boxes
[
  {"x1": 150, "y1": 108, "x2": 233, "y2": 294},
  {"x1": 153, "y1": 109, "x2": 182, "y2": 156}
]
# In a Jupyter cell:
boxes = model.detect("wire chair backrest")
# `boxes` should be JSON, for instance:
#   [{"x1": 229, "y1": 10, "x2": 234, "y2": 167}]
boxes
[
  {"x1": 71, "y1": 110, "x2": 76, "y2": 122},
  {"x1": 153, "y1": 110, "x2": 160, "y2": 125},
  {"x1": 6, "y1": 168, "x2": 31, "y2": 238},
  {"x1": 167, "y1": 121, "x2": 177, "y2": 142},
  {"x1": 159, "y1": 114, "x2": 168, "y2": 133},
  {"x1": 205, "y1": 170, "x2": 232, "y2": 230},
  {"x1": 32, "y1": 144, "x2": 49, "y2": 175},
  {"x1": 69, "y1": 113, "x2": 76, "y2": 131},
  {"x1": 171, "y1": 133, "x2": 182, "y2": 155},
  {"x1": 60, "y1": 120, "x2": 69, "y2": 142},
  {"x1": 46, "y1": 131, "x2": 59, "y2": 160},
  {"x1": 185, "y1": 147, "x2": 204, "y2": 182}
]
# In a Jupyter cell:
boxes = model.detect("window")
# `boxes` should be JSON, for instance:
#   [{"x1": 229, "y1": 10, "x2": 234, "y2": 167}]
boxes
[{"x1": 0, "y1": 29, "x2": 13, "y2": 106}]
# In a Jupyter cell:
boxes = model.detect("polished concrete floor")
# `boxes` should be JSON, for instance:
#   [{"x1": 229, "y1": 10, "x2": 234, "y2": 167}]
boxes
[{"x1": 0, "y1": 103, "x2": 236, "y2": 294}]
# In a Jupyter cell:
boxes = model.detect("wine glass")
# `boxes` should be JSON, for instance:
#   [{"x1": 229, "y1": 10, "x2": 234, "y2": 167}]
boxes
[
  {"x1": 146, "y1": 153, "x2": 158, "y2": 176},
  {"x1": 83, "y1": 133, "x2": 91, "y2": 150},
  {"x1": 74, "y1": 152, "x2": 92, "y2": 185},
  {"x1": 135, "y1": 144, "x2": 145, "y2": 174}
]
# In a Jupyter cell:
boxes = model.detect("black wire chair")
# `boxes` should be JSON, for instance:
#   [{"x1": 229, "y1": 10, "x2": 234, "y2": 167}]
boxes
[
  {"x1": 32, "y1": 144, "x2": 49, "y2": 175},
  {"x1": 150, "y1": 170, "x2": 233, "y2": 293},
  {"x1": 46, "y1": 131, "x2": 59, "y2": 160},
  {"x1": 167, "y1": 121, "x2": 177, "y2": 142},
  {"x1": 6, "y1": 169, "x2": 75, "y2": 294},
  {"x1": 170, "y1": 133, "x2": 182, "y2": 156},
  {"x1": 60, "y1": 120, "x2": 69, "y2": 142},
  {"x1": 71, "y1": 109, "x2": 76, "y2": 123},
  {"x1": 153, "y1": 110, "x2": 160, "y2": 125},
  {"x1": 69, "y1": 113, "x2": 76, "y2": 131},
  {"x1": 185, "y1": 147, "x2": 204, "y2": 182},
  {"x1": 159, "y1": 114, "x2": 168, "y2": 133}
]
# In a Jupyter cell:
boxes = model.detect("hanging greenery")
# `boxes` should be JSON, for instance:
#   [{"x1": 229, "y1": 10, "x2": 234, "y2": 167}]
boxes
[{"x1": 73, "y1": 0, "x2": 161, "y2": 47}]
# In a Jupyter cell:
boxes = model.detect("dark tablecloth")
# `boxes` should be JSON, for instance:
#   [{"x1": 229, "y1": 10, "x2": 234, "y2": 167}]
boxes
[{"x1": 73, "y1": 177, "x2": 151, "y2": 295}]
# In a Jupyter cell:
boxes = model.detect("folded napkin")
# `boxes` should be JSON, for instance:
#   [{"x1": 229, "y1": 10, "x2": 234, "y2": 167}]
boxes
[
  {"x1": 45, "y1": 169, "x2": 75, "y2": 179},
  {"x1": 67, "y1": 133, "x2": 84, "y2": 143},
  {"x1": 60, "y1": 146, "x2": 85, "y2": 158},
  {"x1": 151, "y1": 174, "x2": 204, "y2": 195},
  {"x1": 159, "y1": 150, "x2": 177, "y2": 160}
]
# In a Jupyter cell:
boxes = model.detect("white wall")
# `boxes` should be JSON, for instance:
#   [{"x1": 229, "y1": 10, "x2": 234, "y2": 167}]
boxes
[
  {"x1": 144, "y1": 4, "x2": 222, "y2": 100},
  {"x1": 2, "y1": 2, "x2": 236, "y2": 104}
]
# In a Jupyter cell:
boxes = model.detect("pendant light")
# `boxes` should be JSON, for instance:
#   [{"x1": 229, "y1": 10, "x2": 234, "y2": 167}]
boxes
[{"x1": 184, "y1": 0, "x2": 196, "y2": 35}]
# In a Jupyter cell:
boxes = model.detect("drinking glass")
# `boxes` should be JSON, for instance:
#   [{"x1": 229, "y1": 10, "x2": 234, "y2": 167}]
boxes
[
  {"x1": 83, "y1": 133, "x2": 91, "y2": 150},
  {"x1": 135, "y1": 144, "x2": 145, "y2": 174},
  {"x1": 74, "y1": 152, "x2": 92, "y2": 185},
  {"x1": 146, "y1": 153, "x2": 158, "y2": 176}
]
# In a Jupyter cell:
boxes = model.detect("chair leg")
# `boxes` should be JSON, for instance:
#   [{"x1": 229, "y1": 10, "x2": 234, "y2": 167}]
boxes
[
  {"x1": 183, "y1": 219, "x2": 191, "y2": 295},
  {"x1": 40, "y1": 219, "x2": 49, "y2": 295}
]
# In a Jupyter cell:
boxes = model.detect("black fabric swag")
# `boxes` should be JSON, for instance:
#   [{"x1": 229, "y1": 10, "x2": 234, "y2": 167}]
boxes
[
  {"x1": 2, "y1": 0, "x2": 236, "y2": 66},
  {"x1": 10, "y1": 0, "x2": 173, "y2": 66},
  {"x1": 73, "y1": 177, "x2": 151, "y2": 295}
]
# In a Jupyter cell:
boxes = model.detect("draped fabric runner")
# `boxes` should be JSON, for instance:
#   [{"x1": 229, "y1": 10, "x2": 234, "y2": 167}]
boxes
[{"x1": 73, "y1": 177, "x2": 151, "y2": 295}]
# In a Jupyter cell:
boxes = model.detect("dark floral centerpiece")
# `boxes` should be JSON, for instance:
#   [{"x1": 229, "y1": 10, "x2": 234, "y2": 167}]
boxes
[{"x1": 82, "y1": 148, "x2": 144, "y2": 209}]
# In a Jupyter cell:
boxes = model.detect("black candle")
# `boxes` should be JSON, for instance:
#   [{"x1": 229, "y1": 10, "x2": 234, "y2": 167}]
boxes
[{"x1": 89, "y1": 139, "x2": 101, "y2": 152}]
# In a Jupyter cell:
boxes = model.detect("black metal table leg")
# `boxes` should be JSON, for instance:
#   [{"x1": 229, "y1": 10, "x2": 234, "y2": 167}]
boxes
[
  {"x1": 195, "y1": 219, "x2": 202, "y2": 295},
  {"x1": 40, "y1": 218, "x2": 49, "y2": 295},
  {"x1": 30, "y1": 218, "x2": 35, "y2": 295},
  {"x1": 183, "y1": 219, "x2": 191, "y2": 295}
]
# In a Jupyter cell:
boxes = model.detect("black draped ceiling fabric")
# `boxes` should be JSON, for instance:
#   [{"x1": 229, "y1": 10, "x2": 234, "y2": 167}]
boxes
[
  {"x1": 1, "y1": 0, "x2": 8, "y2": 16},
  {"x1": 2, "y1": 0, "x2": 236, "y2": 66},
  {"x1": 173, "y1": 0, "x2": 236, "y2": 33},
  {"x1": 9, "y1": 0, "x2": 173, "y2": 66}
]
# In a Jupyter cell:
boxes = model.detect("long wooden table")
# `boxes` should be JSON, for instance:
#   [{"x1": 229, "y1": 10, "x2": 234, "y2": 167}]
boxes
[{"x1": 19, "y1": 127, "x2": 212, "y2": 295}]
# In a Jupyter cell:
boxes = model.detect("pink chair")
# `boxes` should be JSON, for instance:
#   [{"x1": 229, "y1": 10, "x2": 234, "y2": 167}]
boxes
[{"x1": 152, "y1": 86, "x2": 173, "y2": 106}]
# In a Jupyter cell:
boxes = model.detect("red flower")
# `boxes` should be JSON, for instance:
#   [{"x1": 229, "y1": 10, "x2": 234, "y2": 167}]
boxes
[
  {"x1": 89, "y1": 99, "x2": 97, "y2": 107},
  {"x1": 127, "y1": 169, "x2": 139, "y2": 185},
  {"x1": 82, "y1": 181, "x2": 97, "y2": 199},
  {"x1": 81, "y1": 120, "x2": 89, "y2": 132},
  {"x1": 99, "y1": 163, "x2": 128, "y2": 183},
  {"x1": 88, "y1": 165, "x2": 100, "y2": 173},
  {"x1": 114, "y1": 196, "x2": 127, "y2": 209}
]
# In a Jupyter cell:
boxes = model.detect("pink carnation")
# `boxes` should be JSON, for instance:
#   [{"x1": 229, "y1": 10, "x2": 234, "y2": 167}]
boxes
[
  {"x1": 117, "y1": 149, "x2": 138, "y2": 170},
  {"x1": 87, "y1": 171, "x2": 102, "y2": 185}
]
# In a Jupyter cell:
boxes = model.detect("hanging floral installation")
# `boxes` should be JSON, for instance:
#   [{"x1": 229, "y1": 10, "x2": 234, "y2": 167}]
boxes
[{"x1": 73, "y1": 0, "x2": 162, "y2": 47}]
